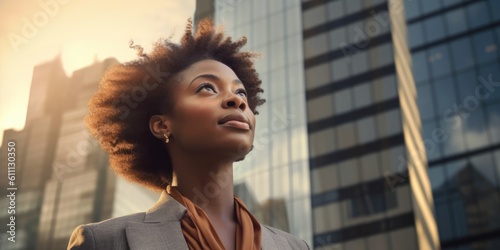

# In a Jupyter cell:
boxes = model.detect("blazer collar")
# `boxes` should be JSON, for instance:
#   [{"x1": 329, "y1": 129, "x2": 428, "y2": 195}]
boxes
[{"x1": 124, "y1": 190, "x2": 282, "y2": 250}]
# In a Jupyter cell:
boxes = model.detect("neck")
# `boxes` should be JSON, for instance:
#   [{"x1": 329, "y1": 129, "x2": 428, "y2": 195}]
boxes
[{"x1": 170, "y1": 155, "x2": 236, "y2": 223}]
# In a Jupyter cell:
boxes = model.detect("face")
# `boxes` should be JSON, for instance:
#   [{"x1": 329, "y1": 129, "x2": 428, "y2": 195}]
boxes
[{"x1": 166, "y1": 59, "x2": 256, "y2": 160}]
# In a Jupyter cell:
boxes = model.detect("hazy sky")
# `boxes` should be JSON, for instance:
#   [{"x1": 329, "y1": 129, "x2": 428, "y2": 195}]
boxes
[{"x1": 0, "y1": 0, "x2": 195, "y2": 143}]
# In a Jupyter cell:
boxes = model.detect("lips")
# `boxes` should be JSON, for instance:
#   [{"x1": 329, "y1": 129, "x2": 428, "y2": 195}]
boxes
[{"x1": 218, "y1": 113, "x2": 251, "y2": 131}]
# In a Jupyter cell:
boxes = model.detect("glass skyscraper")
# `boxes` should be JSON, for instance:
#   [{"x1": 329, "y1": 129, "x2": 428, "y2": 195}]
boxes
[{"x1": 406, "y1": 0, "x2": 500, "y2": 248}]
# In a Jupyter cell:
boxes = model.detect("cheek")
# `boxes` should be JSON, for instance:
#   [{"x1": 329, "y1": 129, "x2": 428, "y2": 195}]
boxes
[{"x1": 174, "y1": 101, "x2": 217, "y2": 131}]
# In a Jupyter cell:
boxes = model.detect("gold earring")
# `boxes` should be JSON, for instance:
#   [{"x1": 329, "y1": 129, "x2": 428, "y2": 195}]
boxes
[{"x1": 164, "y1": 133, "x2": 169, "y2": 144}]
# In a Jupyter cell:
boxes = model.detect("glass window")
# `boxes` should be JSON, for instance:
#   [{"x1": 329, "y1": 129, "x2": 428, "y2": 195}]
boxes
[
  {"x1": 333, "y1": 88, "x2": 353, "y2": 114},
  {"x1": 407, "y1": 22, "x2": 424, "y2": 48},
  {"x1": 470, "y1": 152, "x2": 498, "y2": 186},
  {"x1": 337, "y1": 122, "x2": 356, "y2": 149},
  {"x1": 272, "y1": 166, "x2": 290, "y2": 199},
  {"x1": 473, "y1": 30, "x2": 499, "y2": 64},
  {"x1": 373, "y1": 74, "x2": 398, "y2": 102},
  {"x1": 442, "y1": 0, "x2": 461, "y2": 7},
  {"x1": 439, "y1": 112, "x2": 467, "y2": 157},
  {"x1": 490, "y1": 0, "x2": 500, "y2": 21},
  {"x1": 416, "y1": 83, "x2": 436, "y2": 121},
  {"x1": 253, "y1": 17, "x2": 268, "y2": 47},
  {"x1": 377, "y1": 109, "x2": 402, "y2": 138},
  {"x1": 428, "y1": 166, "x2": 446, "y2": 191},
  {"x1": 303, "y1": 5, "x2": 326, "y2": 29},
  {"x1": 424, "y1": 15, "x2": 446, "y2": 42},
  {"x1": 347, "y1": 20, "x2": 366, "y2": 44},
  {"x1": 450, "y1": 37, "x2": 474, "y2": 71},
  {"x1": 332, "y1": 57, "x2": 350, "y2": 81},
  {"x1": 304, "y1": 33, "x2": 329, "y2": 58},
  {"x1": 487, "y1": 103, "x2": 500, "y2": 145},
  {"x1": 456, "y1": 69, "x2": 477, "y2": 101},
  {"x1": 344, "y1": 238, "x2": 366, "y2": 250},
  {"x1": 464, "y1": 109, "x2": 489, "y2": 150},
  {"x1": 466, "y1": 1, "x2": 491, "y2": 29},
  {"x1": 434, "y1": 196, "x2": 454, "y2": 240},
  {"x1": 305, "y1": 63, "x2": 331, "y2": 89},
  {"x1": 422, "y1": 119, "x2": 443, "y2": 160},
  {"x1": 428, "y1": 44, "x2": 452, "y2": 78},
  {"x1": 287, "y1": 34, "x2": 303, "y2": 65},
  {"x1": 421, "y1": 0, "x2": 441, "y2": 14},
  {"x1": 479, "y1": 62, "x2": 500, "y2": 103},
  {"x1": 307, "y1": 94, "x2": 334, "y2": 122},
  {"x1": 432, "y1": 76, "x2": 457, "y2": 116},
  {"x1": 345, "y1": 0, "x2": 362, "y2": 14},
  {"x1": 357, "y1": 116, "x2": 377, "y2": 143},
  {"x1": 328, "y1": 0, "x2": 344, "y2": 21},
  {"x1": 412, "y1": 51, "x2": 430, "y2": 83},
  {"x1": 360, "y1": 152, "x2": 380, "y2": 181},
  {"x1": 353, "y1": 82, "x2": 372, "y2": 108},
  {"x1": 338, "y1": 158, "x2": 359, "y2": 187},
  {"x1": 309, "y1": 127, "x2": 336, "y2": 157},
  {"x1": 390, "y1": 228, "x2": 418, "y2": 250},
  {"x1": 351, "y1": 49, "x2": 369, "y2": 75},
  {"x1": 445, "y1": 8, "x2": 468, "y2": 36},
  {"x1": 311, "y1": 164, "x2": 338, "y2": 194},
  {"x1": 367, "y1": 233, "x2": 389, "y2": 250},
  {"x1": 270, "y1": 40, "x2": 286, "y2": 70},
  {"x1": 404, "y1": 0, "x2": 420, "y2": 20},
  {"x1": 330, "y1": 27, "x2": 347, "y2": 51},
  {"x1": 369, "y1": 43, "x2": 393, "y2": 68}
]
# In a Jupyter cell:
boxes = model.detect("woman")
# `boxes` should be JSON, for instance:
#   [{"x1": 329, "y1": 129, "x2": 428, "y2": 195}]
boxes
[{"x1": 67, "y1": 19, "x2": 309, "y2": 250}]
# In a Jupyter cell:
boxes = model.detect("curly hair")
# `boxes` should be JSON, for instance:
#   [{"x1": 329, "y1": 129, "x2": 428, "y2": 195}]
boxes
[{"x1": 85, "y1": 18, "x2": 265, "y2": 192}]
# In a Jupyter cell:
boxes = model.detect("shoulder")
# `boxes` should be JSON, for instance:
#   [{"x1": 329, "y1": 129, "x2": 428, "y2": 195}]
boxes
[
  {"x1": 262, "y1": 225, "x2": 310, "y2": 250},
  {"x1": 67, "y1": 212, "x2": 145, "y2": 250}
]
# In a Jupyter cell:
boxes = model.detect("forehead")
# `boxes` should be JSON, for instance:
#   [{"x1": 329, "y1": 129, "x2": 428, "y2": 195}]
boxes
[{"x1": 180, "y1": 59, "x2": 239, "y2": 80}]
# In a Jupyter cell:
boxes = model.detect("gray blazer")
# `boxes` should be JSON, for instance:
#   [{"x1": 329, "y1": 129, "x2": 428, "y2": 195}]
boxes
[{"x1": 68, "y1": 191, "x2": 310, "y2": 249}]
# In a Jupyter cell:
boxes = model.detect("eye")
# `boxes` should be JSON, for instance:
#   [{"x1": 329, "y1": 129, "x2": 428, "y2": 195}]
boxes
[
  {"x1": 236, "y1": 88, "x2": 247, "y2": 97},
  {"x1": 196, "y1": 83, "x2": 217, "y2": 93}
]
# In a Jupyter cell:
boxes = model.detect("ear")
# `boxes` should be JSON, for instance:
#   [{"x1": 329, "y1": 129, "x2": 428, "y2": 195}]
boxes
[{"x1": 149, "y1": 115, "x2": 171, "y2": 140}]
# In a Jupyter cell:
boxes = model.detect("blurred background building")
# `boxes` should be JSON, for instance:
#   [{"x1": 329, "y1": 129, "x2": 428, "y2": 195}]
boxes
[{"x1": 1, "y1": 0, "x2": 499, "y2": 249}]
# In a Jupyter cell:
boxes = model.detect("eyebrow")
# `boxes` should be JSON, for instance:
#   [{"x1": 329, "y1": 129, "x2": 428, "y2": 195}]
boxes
[{"x1": 189, "y1": 74, "x2": 243, "y2": 87}]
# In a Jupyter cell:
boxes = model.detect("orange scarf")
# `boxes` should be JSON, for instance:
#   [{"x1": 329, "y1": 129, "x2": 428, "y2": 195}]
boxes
[{"x1": 167, "y1": 186, "x2": 262, "y2": 250}]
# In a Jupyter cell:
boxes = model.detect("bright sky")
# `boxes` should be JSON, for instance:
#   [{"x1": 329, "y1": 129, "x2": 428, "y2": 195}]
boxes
[{"x1": 0, "y1": 0, "x2": 195, "y2": 144}]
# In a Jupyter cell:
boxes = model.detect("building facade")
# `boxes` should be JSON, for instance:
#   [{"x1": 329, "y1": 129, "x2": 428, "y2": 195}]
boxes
[
  {"x1": 302, "y1": 0, "x2": 439, "y2": 249},
  {"x1": 407, "y1": 0, "x2": 500, "y2": 248}
]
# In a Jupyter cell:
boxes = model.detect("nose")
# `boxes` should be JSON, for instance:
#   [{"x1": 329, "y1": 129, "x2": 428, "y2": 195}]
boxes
[{"x1": 222, "y1": 93, "x2": 247, "y2": 111}]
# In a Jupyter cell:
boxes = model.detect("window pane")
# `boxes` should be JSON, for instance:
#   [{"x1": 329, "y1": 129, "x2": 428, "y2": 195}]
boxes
[
  {"x1": 306, "y1": 63, "x2": 331, "y2": 89},
  {"x1": 464, "y1": 109, "x2": 489, "y2": 150},
  {"x1": 479, "y1": 62, "x2": 500, "y2": 103},
  {"x1": 428, "y1": 165, "x2": 446, "y2": 192},
  {"x1": 337, "y1": 122, "x2": 356, "y2": 149},
  {"x1": 377, "y1": 109, "x2": 402, "y2": 138},
  {"x1": 404, "y1": 0, "x2": 420, "y2": 20},
  {"x1": 487, "y1": 103, "x2": 500, "y2": 145},
  {"x1": 357, "y1": 116, "x2": 377, "y2": 143},
  {"x1": 338, "y1": 158, "x2": 359, "y2": 187},
  {"x1": 456, "y1": 69, "x2": 477, "y2": 101},
  {"x1": 421, "y1": 0, "x2": 441, "y2": 14},
  {"x1": 328, "y1": 0, "x2": 344, "y2": 21},
  {"x1": 332, "y1": 57, "x2": 350, "y2": 81},
  {"x1": 303, "y1": 5, "x2": 326, "y2": 29},
  {"x1": 450, "y1": 37, "x2": 474, "y2": 71},
  {"x1": 428, "y1": 44, "x2": 451, "y2": 78},
  {"x1": 490, "y1": 0, "x2": 500, "y2": 21},
  {"x1": 351, "y1": 50, "x2": 369, "y2": 75},
  {"x1": 369, "y1": 43, "x2": 393, "y2": 68},
  {"x1": 439, "y1": 114, "x2": 467, "y2": 157},
  {"x1": 412, "y1": 51, "x2": 430, "y2": 83},
  {"x1": 422, "y1": 119, "x2": 442, "y2": 160},
  {"x1": 424, "y1": 15, "x2": 446, "y2": 42},
  {"x1": 466, "y1": 1, "x2": 491, "y2": 29},
  {"x1": 330, "y1": 27, "x2": 347, "y2": 51},
  {"x1": 408, "y1": 22, "x2": 424, "y2": 48},
  {"x1": 304, "y1": 34, "x2": 329, "y2": 58},
  {"x1": 473, "y1": 30, "x2": 499, "y2": 65},
  {"x1": 432, "y1": 76, "x2": 456, "y2": 116},
  {"x1": 346, "y1": 0, "x2": 362, "y2": 15},
  {"x1": 309, "y1": 128, "x2": 336, "y2": 157},
  {"x1": 353, "y1": 82, "x2": 372, "y2": 108},
  {"x1": 445, "y1": 8, "x2": 468, "y2": 36},
  {"x1": 417, "y1": 83, "x2": 436, "y2": 121},
  {"x1": 373, "y1": 74, "x2": 398, "y2": 102},
  {"x1": 307, "y1": 94, "x2": 334, "y2": 122},
  {"x1": 333, "y1": 88, "x2": 353, "y2": 114}
]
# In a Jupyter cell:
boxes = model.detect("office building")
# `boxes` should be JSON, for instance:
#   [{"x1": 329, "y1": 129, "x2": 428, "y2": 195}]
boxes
[{"x1": 407, "y1": 0, "x2": 500, "y2": 248}]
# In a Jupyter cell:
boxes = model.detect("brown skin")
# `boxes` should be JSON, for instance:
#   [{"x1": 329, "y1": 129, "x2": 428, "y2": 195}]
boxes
[{"x1": 149, "y1": 59, "x2": 256, "y2": 250}]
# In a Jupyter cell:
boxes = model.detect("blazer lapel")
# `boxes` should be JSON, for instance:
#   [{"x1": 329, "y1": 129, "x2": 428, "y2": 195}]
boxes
[
  {"x1": 125, "y1": 191, "x2": 189, "y2": 250},
  {"x1": 261, "y1": 225, "x2": 288, "y2": 250}
]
